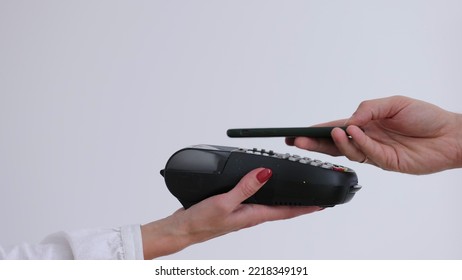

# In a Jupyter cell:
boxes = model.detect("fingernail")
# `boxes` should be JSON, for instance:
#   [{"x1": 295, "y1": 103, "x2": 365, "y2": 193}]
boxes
[{"x1": 256, "y1": 168, "x2": 273, "y2": 183}]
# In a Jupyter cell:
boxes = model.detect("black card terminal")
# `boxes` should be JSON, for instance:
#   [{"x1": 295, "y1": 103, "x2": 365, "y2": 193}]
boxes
[{"x1": 161, "y1": 144, "x2": 361, "y2": 209}]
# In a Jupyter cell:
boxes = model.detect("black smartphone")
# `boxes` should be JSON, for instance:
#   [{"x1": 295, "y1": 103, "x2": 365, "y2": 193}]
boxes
[{"x1": 227, "y1": 126, "x2": 347, "y2": 138}]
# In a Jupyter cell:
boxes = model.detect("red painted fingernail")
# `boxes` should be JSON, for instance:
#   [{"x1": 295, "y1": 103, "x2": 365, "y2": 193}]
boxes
[{"x1": 256, "y1": 168, "x2": 273, "y2": 183}]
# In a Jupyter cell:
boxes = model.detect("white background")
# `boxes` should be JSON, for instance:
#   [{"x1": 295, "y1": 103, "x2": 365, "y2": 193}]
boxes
[{"x1": 0, "y1": 0, "x2": 461, "y2": 259}]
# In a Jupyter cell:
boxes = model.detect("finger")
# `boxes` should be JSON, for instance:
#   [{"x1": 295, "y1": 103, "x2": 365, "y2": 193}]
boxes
[
  {"x1": 346, "y1": 125, "x2": 382, "y2": 165},
  {"x1": 331, "y1": 126, "x2": 367, "y2": 162},
  {"x1": 235, "y1": 205, "x2": 323, "y2": 229},
  {"x1": 254, "y1": 205, "x2": 323, "y2": 221},
  {"x1": 292, "y1": 137, "x2": 343, "y2": 156},
  {"x1": 285, "y1": 120, "x2": 349, "y2": 155},
  {"x1": 224, "y1": 168, "x2": 272, "y2": 208}
]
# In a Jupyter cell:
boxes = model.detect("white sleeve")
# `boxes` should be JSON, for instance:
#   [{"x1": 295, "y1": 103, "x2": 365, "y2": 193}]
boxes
[{"x1": 0, "y1": 224, "x2": 144, "y2": 260}]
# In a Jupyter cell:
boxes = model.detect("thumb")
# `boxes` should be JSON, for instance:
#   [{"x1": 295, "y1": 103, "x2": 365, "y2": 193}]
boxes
[{"x1": 225, "y1": 168, "x2": 272, "y2": 207}]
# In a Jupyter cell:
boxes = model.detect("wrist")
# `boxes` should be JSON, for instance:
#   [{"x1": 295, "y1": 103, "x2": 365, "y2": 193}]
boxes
[
  {"x1": 141, "y1": 214, "x2": 191, "y2": 259},
  {"x1": 455, "y1": 113, "x2": 462, "y2": 168}
]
